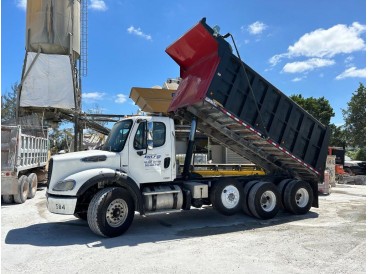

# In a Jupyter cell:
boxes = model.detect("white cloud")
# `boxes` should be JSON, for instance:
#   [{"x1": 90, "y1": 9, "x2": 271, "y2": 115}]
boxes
[
  {"x1": 269, "y1": 53, "x2": 288, "y2": 66},
  {"x1": 292, "y1": 77, "x2": 305, "y2": 82},
  {"x1": 336, "y1": 67, "x2": 366, "y2": 80},
  {"x1": 115, "y1": 94, "x2": 127, "y2": 104},
  {"x1": 245, "y1": 21, "x2": 268, "y2": 35},
  {"x1": 270, "y1": 22, "x2": 366, "y2": 66},
  {"x1": 127, "y1": 26, "x2": 152, "y2": 41},
  {"x1": 344, "y1": 56, "x2": 354, "y2": 63},
  {"x1": 83, "y1": 92, "x2": 106, "y2": 100},
  {"x1": 90, "y1": 0, "x2": 107, "y2": 11},
  {"x1": 344, "y1": 55, "x2": 355, "y2": 68},
  {"x1": 282, "y1": 58, "x2": 335, "y2": 73},
  {"x1": 16, "y1": 0, "x2": 27, "y2": 9}
]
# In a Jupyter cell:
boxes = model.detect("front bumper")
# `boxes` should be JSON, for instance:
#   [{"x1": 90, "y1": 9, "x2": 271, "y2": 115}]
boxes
[{"x1": 46, "y1": 193, "x2": 77, "y2": 215}]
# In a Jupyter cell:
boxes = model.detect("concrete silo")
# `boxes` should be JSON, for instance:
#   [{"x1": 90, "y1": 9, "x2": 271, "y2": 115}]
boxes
[{"x1": 19, "y1": 0, "x2": 82, "y2": 111}]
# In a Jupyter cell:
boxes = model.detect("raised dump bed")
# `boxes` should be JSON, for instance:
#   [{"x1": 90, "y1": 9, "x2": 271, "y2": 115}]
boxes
[{"x1": 166, "y1": 18, "x2": 330, "y2": 185}]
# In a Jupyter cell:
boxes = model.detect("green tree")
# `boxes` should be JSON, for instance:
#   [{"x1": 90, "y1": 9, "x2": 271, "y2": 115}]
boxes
[
  {"x1": 329, "y1": 124, "x2": 346, "y2": 147},
  {"x1": 49, "y1": 127, "x2": 74, "y2": 154},
  {"x1": 290, "y1": 94, "x2": 335, "y2": 125},
  {"x1": 1, "y1": 82, "x2": 19, "y2": 124},
  {"x1": 342, "y1": 83, "x2": 366, "y2": 148},
  {"x1": 355, "y1": 148, "x2": 366, "y2": 161}
]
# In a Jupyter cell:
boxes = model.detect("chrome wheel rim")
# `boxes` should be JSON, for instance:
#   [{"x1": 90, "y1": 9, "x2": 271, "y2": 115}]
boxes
[
  {"x1": 106, "y1": 199, "x2": 128, "y2": 227},
  {"x1": 221, "y1": 185, "x2": 240, "y2": 209},
  {"x1": 295, "y1": 188, "x2": 309, "y2": 208},
  {"x1": 260, "y1": 190, "x2": 276, "y2": 212}
]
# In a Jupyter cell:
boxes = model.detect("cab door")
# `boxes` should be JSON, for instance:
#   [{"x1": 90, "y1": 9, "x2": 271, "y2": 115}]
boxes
[{"x1": 127, "y1": 117, "x2": 173, "y2": 185}]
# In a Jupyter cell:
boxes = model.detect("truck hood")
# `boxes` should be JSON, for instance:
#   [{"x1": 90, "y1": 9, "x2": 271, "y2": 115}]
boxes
[
  {"x1": 52, "y1": 150, "x2": 118, "y2": 162},
  {"x1": 49, "y1": 150, "x2": 121, "y2": 192}
]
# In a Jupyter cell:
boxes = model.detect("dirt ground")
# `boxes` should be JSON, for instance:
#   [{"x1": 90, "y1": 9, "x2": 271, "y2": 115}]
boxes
[{"x1": 1, "y1": 183, "x2": 366, "y2": 273}]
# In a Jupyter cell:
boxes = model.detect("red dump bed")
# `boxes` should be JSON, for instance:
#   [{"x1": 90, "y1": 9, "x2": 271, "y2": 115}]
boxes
[{"x1": 166, "y1": 21, "x2": 220, "y2": 112}]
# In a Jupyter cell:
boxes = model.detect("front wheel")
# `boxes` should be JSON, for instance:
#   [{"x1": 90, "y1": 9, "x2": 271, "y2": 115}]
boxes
[{"x1": 87, "y1": 187, "x2": 135, "y2": 237}]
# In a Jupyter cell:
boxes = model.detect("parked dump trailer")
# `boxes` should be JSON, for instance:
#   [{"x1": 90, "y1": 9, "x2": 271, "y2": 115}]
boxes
[
  {"x1": 46, "y1": 19, "x2": 330, "y2": 237},
  {"x1": 1, "y1": 125, "x2": 49, "y2": 204}
]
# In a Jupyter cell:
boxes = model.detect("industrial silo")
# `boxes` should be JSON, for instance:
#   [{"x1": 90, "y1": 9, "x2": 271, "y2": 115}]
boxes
[
  {"x1": 26, "y1": 0, "x2": 80, "y2": 58},
  {"x1": 20, "y1": 0, "x2": 82, "y2": 110}
]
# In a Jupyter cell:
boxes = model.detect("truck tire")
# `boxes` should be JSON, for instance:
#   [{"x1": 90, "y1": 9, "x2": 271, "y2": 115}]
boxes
[
  {"x1": 241, "y1": 180, "x2": 259, "y2": 216},
  {"x1": 210, "y1": 178, "x2": 242, "y2": 216},
  {"x1": 277, "y1": 179, "x2": 293, "y2": 209},
  {"x1": 248, "y1": 181, "x2": 280, "y2": 219},
  {"x1": 2, "y1": 195, "x2": 14, "y2": 204},
  {"x1": 87, "y1": 187, "x2": 135, "y2": 237},
  {"x1": 27, "y1": 173, "x2": 38, "y2": 199},
  {"x1": 14, "y1": 175, "x2": 29, "y2": 204},
  {"x1": 283, "y1": 180, "x2": 313, "y2": 214}
]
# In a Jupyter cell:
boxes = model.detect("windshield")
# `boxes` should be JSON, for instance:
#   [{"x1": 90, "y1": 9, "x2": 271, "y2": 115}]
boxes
[{"x1": 101, "y1": 120, "x2": 133, "y2": 152}]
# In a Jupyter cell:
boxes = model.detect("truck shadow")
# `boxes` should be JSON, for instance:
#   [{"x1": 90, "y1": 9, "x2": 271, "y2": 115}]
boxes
[{"x1": 5, "y1": 208, "x2": 318, "y2": 249}]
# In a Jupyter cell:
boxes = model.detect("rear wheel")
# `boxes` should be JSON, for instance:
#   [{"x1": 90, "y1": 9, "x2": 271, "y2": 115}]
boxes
[
  {"x1": 241, "y1": 180, "x2": 259, "y2": 216},
  {"x1": 210, "y1": 179, "x2": 242, "y2": 216},
  {"x1": 283, "y1": 180, "x2": 313, "y2": 214},
  {"x1": 2, "y1": 195, "x2": 14, "y2": 204},
  {"x1": 87, "y1": 187, "x2": 135, "y2": 237},
  {"x1": 27, "y1": 173, "x2": 38, "y2": 199},
  {"x1": 248, "y1": 181, "x2": 280, "y2": 219},
  {"x1": 277, "y1": 179, "x2": 293, "y2": 209},
  {"x1": 14, "y1": 175, "x2": 29, "y2": 204}
]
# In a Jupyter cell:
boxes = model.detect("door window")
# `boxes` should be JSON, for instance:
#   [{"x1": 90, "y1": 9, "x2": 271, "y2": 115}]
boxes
[
  {"x1": 152, "y1": 122, "x2": 166, "y2": 147},
  {"x1": 133, "y1": 122, "x2": 166, "y2": 150},
  {"x1": 134, "y1": 123, "x2": 147, "y2": 150}
]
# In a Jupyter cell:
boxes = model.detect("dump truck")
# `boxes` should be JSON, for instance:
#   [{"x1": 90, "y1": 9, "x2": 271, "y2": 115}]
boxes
[
  {"x1": 1, "y1": 125, "x2": 49, "y2": 204},
  {"x1": 46, "y1": 18, "x2": 330, "y2": 237}
]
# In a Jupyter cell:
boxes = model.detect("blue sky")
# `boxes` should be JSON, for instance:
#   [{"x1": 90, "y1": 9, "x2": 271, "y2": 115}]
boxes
[{"x1": 2, "y1": 0, "x2": 366, "y2": 126}]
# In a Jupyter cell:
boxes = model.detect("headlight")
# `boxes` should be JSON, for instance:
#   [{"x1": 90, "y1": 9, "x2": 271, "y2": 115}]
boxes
[{"x1": 52, "y1": 179, "x2": 76, "y2": 191}]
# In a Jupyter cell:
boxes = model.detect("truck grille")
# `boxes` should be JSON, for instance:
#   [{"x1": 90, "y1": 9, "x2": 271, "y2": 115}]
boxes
[{"x1": 47, "y1": 158, "x2": 53, "y2": 189}]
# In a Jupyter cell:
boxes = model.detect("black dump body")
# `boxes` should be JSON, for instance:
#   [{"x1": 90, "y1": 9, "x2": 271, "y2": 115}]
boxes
[{"x1": 166, "y1": 18, "x2": 331, "y2": 185}]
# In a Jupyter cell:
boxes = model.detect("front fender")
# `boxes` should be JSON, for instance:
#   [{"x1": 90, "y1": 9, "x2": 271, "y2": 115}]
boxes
[
  {"x1": 116, "y1": 174, "x2": 145, "y2": 214},
  {"x1": 75, "y1": 170, "x2": 145, "y2": 214}
]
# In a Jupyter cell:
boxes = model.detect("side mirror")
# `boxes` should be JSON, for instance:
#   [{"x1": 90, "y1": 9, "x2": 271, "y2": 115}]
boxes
[{"x1": 147, "y1": 121, "x2": 154, "y2": 150}]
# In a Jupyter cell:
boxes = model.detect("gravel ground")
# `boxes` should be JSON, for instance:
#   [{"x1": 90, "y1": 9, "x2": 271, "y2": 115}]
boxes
[{"x1": 1, "y1": 183, "x2": 366, "y2": 274}]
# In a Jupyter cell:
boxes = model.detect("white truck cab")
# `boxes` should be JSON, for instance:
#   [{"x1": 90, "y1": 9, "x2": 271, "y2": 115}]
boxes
[{"x1": 46, "y1": 116, "x2": 180, "y2": 236}]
